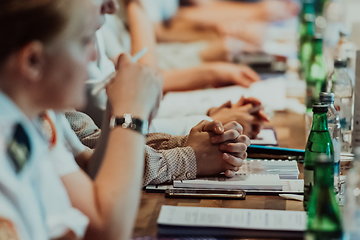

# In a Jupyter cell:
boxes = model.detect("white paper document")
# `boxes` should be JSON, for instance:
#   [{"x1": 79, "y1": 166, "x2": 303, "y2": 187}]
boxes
[
  {"x1": 174, "y1": 174, "x2": 283, "y2": 190},
  {"x1": 250, "y1": 129, "x2": 278, "y2": 146},
  {"x1": 157, "y1": 206, "x2": 307, "y2": 232}
]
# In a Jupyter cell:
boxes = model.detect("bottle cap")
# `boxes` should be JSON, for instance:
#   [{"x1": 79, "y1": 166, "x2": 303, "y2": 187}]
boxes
[
  {"x1": 316, "y1": 154, "x2": 333, "y2": 164},
  {"x1": 334, "y1": 59, "x2": 347, "y2": 68},
  {"x1": 319, "y1": 92, "x2": 335, "y2": 103},
  {"x1": 312, "y1": 104, "x2": 328, "y2": 113}
]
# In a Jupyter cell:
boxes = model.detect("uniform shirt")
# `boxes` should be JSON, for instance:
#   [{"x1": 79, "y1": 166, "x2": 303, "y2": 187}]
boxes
[
  {"x1": 0, "y1": 91, "x2": 88, "y2": 239},
  {"x1": 64, "y1": 111, "x2": 197, "y2": 186}
]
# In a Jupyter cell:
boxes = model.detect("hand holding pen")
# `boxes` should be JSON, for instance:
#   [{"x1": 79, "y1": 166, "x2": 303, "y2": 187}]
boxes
[
  {"x1": 87, "y1": 47, "x2": 148, "y2": 96},
  {"x1": 105, "y1": 52, "x2": 163, "y2": 124}
]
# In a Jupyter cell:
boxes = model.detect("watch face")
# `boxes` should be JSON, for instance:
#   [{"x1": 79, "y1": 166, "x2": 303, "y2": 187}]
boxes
[{"x1": 110, "y1": 115, "x2": 148, "y2": 135}]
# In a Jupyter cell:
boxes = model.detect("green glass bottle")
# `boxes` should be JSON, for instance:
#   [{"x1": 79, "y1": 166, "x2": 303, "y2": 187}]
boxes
[
  {"x1": 299, "y1": 0, "x2": 315, "y2": 78},
  {"x1": 305, "y1": 36, "x2": 327, "y2": 111},
  {"x1": 304, "y1": 104, "x2": 334, "y2": 211},
  {"x1": 314, "y1": 0, "x2": 329, "y2": 16},
  {"x1": 305, "y1": 155, "x2": 342, "y2": 240}
]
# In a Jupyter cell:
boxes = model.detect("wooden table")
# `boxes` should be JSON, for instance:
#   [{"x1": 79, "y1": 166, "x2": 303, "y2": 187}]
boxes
[{"x1": 133, "y1": 111, "x2": 307, "y2": 239}]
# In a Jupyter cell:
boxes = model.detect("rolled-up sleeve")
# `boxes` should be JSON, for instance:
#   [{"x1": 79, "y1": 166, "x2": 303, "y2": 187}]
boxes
[
  {"x1": 146, "y1": 133, "x2": 189, "y2": 150},
  {"x1": 143, "y1": 145, "x2": 197, "y2": 186}
]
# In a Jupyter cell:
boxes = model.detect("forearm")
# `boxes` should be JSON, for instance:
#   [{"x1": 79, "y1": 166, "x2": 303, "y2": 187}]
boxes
[
  {"x1": 127, "y1": 2, "x2": 157, "y2": 67},
  {"x1": 77, "y1": 52, "x2": 161, "y2": 240},
  {"x1": 162, "y1": 65, "x2": 214, "y2": 93},
  {"x1": 176, "y1": 3, "x2": 266, "y2": 25},
  {"x1": 154, "y1": 21, "x2": 217, "y2": 43},
  {"x1": 87, "y1": 128, "x2": 145, "y2": 240}
]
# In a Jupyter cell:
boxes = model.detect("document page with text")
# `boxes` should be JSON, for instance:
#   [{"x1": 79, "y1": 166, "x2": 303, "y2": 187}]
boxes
[{"x1": 158, "y1": 206, "x2": 307, "y2": 232}]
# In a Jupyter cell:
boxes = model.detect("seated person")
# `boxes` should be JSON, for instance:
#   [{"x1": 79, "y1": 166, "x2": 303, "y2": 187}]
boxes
[
  {"x1": 88, "y1": 0, "x2": 267, "y2": 138},
  {"x1": 102, "y1": 0, "x2": 261, "y2": 92},
  {"x1": 67, "y1": 0, "x2": 254, "y2": 186},
  {"x1": 0, "y1": 0, "x2": 248, "y2": 239},
  {"x1": 147, "y1": 0, "x2": 299, "y2": 45}
]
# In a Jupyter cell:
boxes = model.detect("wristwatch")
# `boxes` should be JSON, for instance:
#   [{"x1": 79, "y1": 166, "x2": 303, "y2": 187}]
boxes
[{"x1": 109, "y1": 114, "x2": 148, "y2": 136}]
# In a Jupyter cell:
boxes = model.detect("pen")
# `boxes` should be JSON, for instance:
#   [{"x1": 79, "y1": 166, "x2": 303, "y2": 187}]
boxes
[
  {"x1": 90, "y1": 47, "x2": 148, "y2": 96},
  {"x1": 247, "y1": 105, "x2": 269, "y2": 122},
  {"x1": 279, "y1": 194, "x2": 304, "y2": 201}
]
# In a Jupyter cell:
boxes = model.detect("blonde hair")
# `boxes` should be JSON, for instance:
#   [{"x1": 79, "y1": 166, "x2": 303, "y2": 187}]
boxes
[{"x1": 0, "y1": 0, "x2": 73, "y2": 64}]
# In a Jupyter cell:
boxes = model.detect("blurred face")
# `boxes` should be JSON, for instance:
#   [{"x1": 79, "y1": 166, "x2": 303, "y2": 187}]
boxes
[
  {"x1": 38, "y1": 0, "x2": 100, "y2": 111},
  {"x1": 34, "y1": 0, "x2": 118, "y2": 111}
]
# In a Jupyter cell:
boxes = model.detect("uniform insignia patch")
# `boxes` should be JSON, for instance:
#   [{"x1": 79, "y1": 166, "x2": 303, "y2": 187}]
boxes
[{"x1": 7, "y1": 124, "x2": 31, "y2": 173}]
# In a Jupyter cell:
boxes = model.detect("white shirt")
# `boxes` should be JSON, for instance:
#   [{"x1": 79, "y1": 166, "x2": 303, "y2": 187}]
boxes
[
  {"x1": 88, "y1": 28, "x2": 212, "y2": 135},
  {"x1": 141, "y1": 0, "x2": 179, "y2": 22},
  {"x1": 87, "y1": 27, "x2": 116, "y2": 111},
  {"x1": 0, "y1": 91, "x2": 88, "y2": 239},
  {"x1": 102, "y1": 1, "x2": 205, "y2": 70}
]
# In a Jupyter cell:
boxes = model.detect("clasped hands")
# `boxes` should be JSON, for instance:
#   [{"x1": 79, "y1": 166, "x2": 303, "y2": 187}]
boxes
[{"x1": 186, "y1": 120, "x2": 250, "y2": 178}]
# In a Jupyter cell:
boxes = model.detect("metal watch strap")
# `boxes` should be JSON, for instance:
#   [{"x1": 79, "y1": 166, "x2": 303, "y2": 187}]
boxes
[{"x1": 109, "y1": 114, "x2": 148, "y2": 136}]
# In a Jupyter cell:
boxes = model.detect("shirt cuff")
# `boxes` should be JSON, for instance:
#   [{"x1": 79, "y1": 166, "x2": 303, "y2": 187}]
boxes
[{"x1": 162, "y1": 146, "x2": 197, "y2": 181}]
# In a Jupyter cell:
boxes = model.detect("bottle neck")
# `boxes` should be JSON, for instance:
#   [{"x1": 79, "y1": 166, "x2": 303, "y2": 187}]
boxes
[
  {"x1": 312, "y1": 39, "x2": 323, "y2": 55},
  {"x1": 311, "y1": 112, "x2": 329, "y2": 131},
  {"x1": 315, "y1": 0, "x2": 328, "y2": 15},
  {"x1": 306, "y1": 21, "x2": 315, "y2": 37},
  {"x1": 302, "y1": 2, "x2": 315, "y2": 16},
  {"x1": 314, "y1": 161, "x2": 334, "y2": 187}
]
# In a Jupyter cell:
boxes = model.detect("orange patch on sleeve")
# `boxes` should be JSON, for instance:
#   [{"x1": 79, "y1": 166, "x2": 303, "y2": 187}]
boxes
[{"x1": 0, "y1": 218, "x2": 19, "y2": 240}]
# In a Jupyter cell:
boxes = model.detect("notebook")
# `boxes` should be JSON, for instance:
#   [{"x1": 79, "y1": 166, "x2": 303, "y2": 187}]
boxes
[
  {"x1": 236, "y1": 159, "x2": 300, "y2": 179},
  {"x1": 157, "y1": 206, "x2": 306, "y2": 239},
  {"x1": 173, "y1": 174, "x2": 283, "y2": 191}
]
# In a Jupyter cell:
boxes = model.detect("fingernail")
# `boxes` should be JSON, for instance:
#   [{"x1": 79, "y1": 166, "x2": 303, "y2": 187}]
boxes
[
  {"x1": 223, "y1": 153, "x2": 229, "y2": 160},
  {"x1": 216, "y1": 126, "x2": 223, "y2": 132}
]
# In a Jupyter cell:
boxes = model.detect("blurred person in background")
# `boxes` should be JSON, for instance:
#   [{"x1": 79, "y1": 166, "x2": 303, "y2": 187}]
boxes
[
  {"x1": 103, "y1": 0, "x2": 261, "y2": 89},
  {"x1": 66, "y1": 0, "x2": 253, "y2": 187},
  {"x1": 85, "y1": 0, "x2": 268, "y2": 138},
  {"x1": 141, "y1": 0, "x2": 299, "y2": 59}
]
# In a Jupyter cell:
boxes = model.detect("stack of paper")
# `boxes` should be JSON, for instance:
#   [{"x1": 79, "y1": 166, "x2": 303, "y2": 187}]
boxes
[
  {"x1": 146, "y1": 179, "x2": 304, "y2": 194},
  {"x1": 157, "y1": 206, "x2": 306, "y2": 238},
  {"x1": 236, "y1": 159, "x2": 300, "y2": 179},
  {"x1": 174, "y1": 174, "x2": 283, "y2": 191}
]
